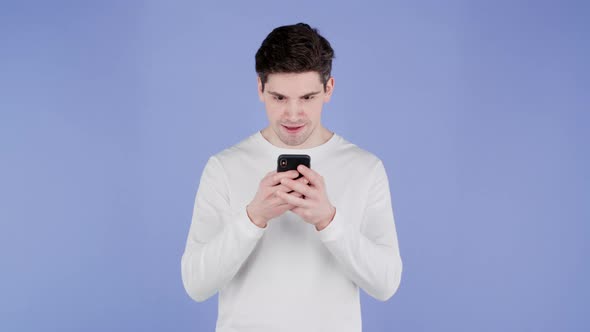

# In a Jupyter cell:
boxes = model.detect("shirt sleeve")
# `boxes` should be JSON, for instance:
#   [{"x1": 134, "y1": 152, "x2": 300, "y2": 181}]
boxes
[
  {"x1": 317, "y1": 160, "x2": 403, "y2": 301},
  {"x1": 181, "y1": 156, "x2": 266, "y2": 302}
]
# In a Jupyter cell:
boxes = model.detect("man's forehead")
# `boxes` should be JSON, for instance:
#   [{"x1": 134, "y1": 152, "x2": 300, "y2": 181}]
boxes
[{"x1": 265, "y1": 72, "x2": 323, "y2": 94}]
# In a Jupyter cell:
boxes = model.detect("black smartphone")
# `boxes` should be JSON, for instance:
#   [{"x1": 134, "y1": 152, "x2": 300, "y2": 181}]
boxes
[{"x1": 277, "y1": 154, "x2": 311, "y2": 180}]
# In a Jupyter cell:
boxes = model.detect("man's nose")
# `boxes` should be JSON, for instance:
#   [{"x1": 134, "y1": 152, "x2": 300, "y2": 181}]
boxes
[{"x1": 284, "y1": 100, "x2": 302, "y2": 119}]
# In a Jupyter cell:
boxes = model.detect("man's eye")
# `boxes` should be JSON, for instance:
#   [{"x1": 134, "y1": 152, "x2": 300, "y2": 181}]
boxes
[
  {"x1": 303, "y1": 96, "x2": 314, "y2": 100},
  {"x1": 274, "y1": 96, "x2": 284, "y2": 101}
]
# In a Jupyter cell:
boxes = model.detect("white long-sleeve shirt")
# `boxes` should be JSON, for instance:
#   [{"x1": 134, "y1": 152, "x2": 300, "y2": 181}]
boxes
[{"x1": 181, "y1": 130, "x2": 402, "y2": 332}]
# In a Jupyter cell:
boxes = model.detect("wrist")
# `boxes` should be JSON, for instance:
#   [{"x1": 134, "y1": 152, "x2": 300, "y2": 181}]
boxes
[
  {"x1": 316, "y1": 206, "x2": 336, "y2": 231},
  {"x1": 246, "y1": 205, "x2": 267, "y2": 228}
]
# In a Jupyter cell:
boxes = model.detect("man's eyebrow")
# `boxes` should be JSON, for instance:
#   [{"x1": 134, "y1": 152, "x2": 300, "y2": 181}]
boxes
[
  {"x1": 301, "y1": 91, "x2": 322, "y2": 98},
  {"x1": 267, "y1": 91, "x2": 286, "y2": 98},
  {"x1": 267, "y1": 90, "x2": 322, "y2": 98}
]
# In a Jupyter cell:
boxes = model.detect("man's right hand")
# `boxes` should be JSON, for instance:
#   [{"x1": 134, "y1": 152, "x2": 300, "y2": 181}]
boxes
[{"x1": 246, "y1": 170, "x2": 309, "y2": 228}]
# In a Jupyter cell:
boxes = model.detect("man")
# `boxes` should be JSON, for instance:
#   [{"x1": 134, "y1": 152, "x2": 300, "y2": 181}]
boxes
[{"x1": 181, "y1": 23, "x2": 402, "y2": 332}]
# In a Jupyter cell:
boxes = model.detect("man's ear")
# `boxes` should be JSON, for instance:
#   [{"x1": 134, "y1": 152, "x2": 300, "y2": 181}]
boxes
[
  {"x1": 257, "y1": 76, "x2": 264, "y2": 102},
  {"x1": 323, "y1": 77, "x2": 335, "y2": 102}
]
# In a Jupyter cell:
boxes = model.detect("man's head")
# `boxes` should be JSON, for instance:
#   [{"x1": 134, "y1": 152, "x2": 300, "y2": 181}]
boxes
[
  {"x1": 255, "y1": 23, "x2": 336, "y2": 148},
  {"x1": 255, "y1": 23, "x2": 335, "y2": 92}
]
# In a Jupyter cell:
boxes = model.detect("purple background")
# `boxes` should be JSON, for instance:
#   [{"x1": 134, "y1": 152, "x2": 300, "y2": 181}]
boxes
[{"x1": 1, "y1": 1, "x2": 588, "y2": 331}]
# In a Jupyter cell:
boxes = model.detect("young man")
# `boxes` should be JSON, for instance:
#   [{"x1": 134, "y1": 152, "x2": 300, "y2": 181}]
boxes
[{"x1": 181, "y1": 23, "x2": 402, "y2": 332}]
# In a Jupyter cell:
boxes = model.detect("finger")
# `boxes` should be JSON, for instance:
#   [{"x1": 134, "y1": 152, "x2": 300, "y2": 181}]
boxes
[
  {"x1": 282, "y1": 170, "x2": 302, "y2": 179},
  {"x1": 280, "y1": 178, "x2": 315, "y2": 198},
  {"x1": 291, "y1": 206, "x2": 305, "y2": 216},
  {"x1": 262, "y1": 184, "x2": 293, "y2": 199},
  {"x1": 296, "y1": 165, "x2": 324, "y2": 188},
  {"x1": 261, "y1": 170, "x2": 277, "y2": 186},
  {"x1": 288, "y1": 190, "x2": 304, "y2": 198},
  {"x1": 269, "y1": 195, "x2": 300, "y2": 211},
  {"x1": 270, "y1": 188, "x2": 302, "y2": 199},
  {"x1": 270, "y1": 184, "x2": 297, "y2": 196},
  {"x1": 296, "y1": 176, "x2": 310, "y2": 185},
  {"x1": 278, "y1": 177, "x2": 308, "y2": 194},
  {"x1": 268, "y1": 195, "x2": 290, "y2": 207},
  {"x1": 276, "y1": 190, "x2": 311, "y2": 207},
  {"x1": 274, "y1": 186, "x2": 304, "y2": 196},
  {"x1": 277, "y1": 202, "x2": 296, "y2": 213},
  {"x1": 265, "y1": 170, "x2": 299, "y2": 187}
]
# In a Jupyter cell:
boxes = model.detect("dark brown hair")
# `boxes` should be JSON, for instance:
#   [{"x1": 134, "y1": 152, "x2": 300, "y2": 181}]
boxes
[{"x1": 255, "y1": 23, "x2": 335, "y2": 92}]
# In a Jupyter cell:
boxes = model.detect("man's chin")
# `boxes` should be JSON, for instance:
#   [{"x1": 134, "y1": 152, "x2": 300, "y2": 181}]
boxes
[{"x1": 278, "y1": 132, "x2": 309, "y2": 147}]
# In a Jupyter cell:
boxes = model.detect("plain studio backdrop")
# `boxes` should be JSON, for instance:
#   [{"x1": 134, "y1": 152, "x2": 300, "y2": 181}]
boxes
[{"x1": 1, "y1": 1, "x2": 588, "y2": 331}]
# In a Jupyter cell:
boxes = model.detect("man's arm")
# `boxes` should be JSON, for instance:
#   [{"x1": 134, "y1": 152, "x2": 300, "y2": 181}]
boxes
[
  {"x1": 181, "y1": 156, "x2": 265, "y2": 302},
  {"x1": 318, "y1": 160, "x2": 403, "y2": 301}
]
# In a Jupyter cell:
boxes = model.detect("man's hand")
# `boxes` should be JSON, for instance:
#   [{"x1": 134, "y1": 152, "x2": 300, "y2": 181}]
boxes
[
  {"x1": 246, "y1": 170, "x2": 309, "y2": 228},
  {"x1": 276, "y1": 165, "x2": 336, "y2": 231}
]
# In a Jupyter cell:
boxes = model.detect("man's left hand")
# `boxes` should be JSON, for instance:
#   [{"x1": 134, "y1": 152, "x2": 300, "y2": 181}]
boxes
[{"x1": 277, "y1": 165, "x2": 336, "y2": 231}]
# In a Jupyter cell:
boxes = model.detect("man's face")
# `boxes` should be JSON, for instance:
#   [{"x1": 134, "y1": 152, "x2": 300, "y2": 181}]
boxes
[{"x1": 258, "y1": 71, "x2": 334, "y2": 147}]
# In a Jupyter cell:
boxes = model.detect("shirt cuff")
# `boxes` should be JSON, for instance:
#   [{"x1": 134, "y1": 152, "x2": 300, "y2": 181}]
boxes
[
  {"x1": 234, "y1": 206, "x2": 266, "y2": 239},
  {"x1": 318, "y1": 207, "x2": 345, "y2": 242}
]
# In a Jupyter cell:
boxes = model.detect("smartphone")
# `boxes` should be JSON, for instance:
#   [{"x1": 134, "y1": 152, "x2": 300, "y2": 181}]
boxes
[{"x1": 277, "y1": 154, "x2": 311, "y2": 180}]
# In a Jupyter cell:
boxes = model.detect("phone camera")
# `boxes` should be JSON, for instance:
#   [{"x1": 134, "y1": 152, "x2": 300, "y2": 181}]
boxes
[{"x1": 280, "y1": 159, "x2": 287, "y2": 167}]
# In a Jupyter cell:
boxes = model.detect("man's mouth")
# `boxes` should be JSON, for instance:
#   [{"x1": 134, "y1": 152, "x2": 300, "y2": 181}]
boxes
[{"x1": 282, "y1": 124, "x2": 305, "y2": 133}]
